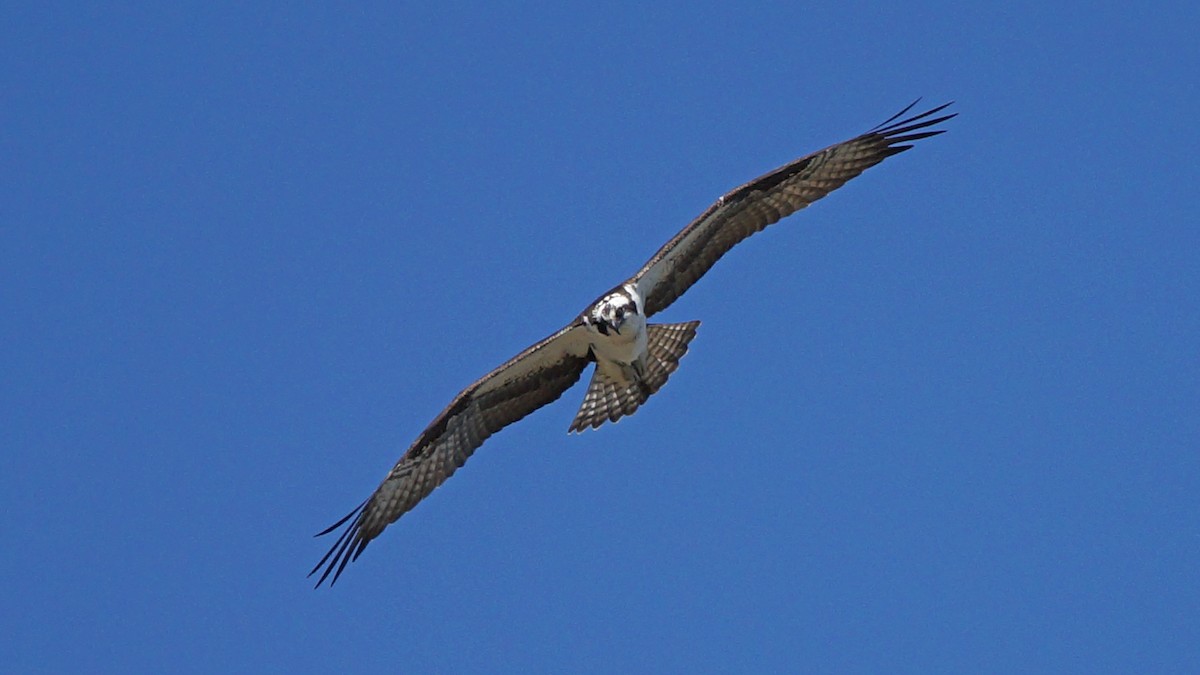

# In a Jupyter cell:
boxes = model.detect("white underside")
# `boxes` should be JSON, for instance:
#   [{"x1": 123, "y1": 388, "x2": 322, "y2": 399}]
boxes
[
  {"x1": 589, "y1": 317, "x2": 648, "y2": 384},
  {"x1": 587, "y1": 283, "x2": 649, "y2": 384}
]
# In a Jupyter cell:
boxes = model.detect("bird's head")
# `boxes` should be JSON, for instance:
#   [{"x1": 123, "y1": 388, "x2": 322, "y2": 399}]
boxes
[{"x1": 591, "y1": 293, "x2": 637, "y2": 336}]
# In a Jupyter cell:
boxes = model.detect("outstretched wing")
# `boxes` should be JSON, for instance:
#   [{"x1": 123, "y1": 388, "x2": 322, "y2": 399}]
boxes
[
  {"x1": 631, "y1": 101, "x2": 955, "y2": 317},
  {"x1": 310, "y1": 322, "x2": 592, "y2": 587}
]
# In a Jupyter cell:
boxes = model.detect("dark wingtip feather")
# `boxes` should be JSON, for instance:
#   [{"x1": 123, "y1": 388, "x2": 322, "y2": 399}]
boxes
[
  {"x1": 873, "y1": 100, "x2": 955, "y2": 133},
  {"x1": 309, "y1": 499, "x2": 369, "y2": 588},
  {"x1": 313, "y1": 499, "x2": 367, "y2": 537},
  {"x1": 887, "y1": 129, "x2": 949, "y2": 144},
  {"x1": 869, "y1": 98, "x2": 922, "y2": 131},
  {"x1": 827, "y1": 100, "x2": 956, "y2": 163}
]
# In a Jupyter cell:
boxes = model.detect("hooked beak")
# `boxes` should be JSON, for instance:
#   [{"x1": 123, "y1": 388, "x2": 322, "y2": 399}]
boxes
[{"x1": 612, "y1": 315, "x2": 627, "y2": 335}]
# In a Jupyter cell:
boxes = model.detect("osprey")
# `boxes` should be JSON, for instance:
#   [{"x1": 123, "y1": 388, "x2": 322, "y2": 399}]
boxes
[{"x1": 311, "y1": 101, "x2": 955, "y2": 586}]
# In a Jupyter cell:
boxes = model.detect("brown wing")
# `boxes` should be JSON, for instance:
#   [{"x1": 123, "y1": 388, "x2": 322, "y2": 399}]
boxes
[
  {"x1": 309, "y1": 322, "x2": 591, "y2": 587},
  {"x1": 632, "y1": 101, "x2": 955, "y2": 317}
]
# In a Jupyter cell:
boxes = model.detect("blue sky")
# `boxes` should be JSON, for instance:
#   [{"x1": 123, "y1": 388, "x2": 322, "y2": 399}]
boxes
[{"x1": 2, "y1": 2, "x2": 1197, "y2": 672}]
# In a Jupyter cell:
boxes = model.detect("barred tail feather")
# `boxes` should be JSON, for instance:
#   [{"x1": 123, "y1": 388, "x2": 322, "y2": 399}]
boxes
[{"x1": 568, "y1": 321, "x2": 700, "y2": 432}]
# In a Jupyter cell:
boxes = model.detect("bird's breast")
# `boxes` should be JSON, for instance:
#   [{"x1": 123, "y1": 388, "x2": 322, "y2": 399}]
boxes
[{"x1": 587, "y1": 315, "x2": 648, "y2": 371}]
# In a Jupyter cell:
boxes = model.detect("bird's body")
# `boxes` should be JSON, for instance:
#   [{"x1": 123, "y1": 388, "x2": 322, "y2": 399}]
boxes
[
  {"x1": 310, "y1": 101, "x2": 956, "y2": 586},
  {"x1": 581, "y1": 283, "x2": 649, "y2": 385}
]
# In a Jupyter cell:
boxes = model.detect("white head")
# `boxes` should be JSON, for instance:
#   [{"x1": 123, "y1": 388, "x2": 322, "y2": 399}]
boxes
[{"x1": 590, "y1": 291, "x2": 638, "y2": 337}]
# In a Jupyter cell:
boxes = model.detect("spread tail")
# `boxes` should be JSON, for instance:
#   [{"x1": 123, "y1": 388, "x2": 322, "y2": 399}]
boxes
[{"x1": 568, "y1": 321, "x2": 700, "y2": 432}]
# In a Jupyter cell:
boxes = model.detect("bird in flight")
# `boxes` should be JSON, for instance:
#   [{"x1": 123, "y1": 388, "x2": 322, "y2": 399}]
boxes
[{"x1": 310, "y1": 100, "x2": 955, "y2": 587}]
